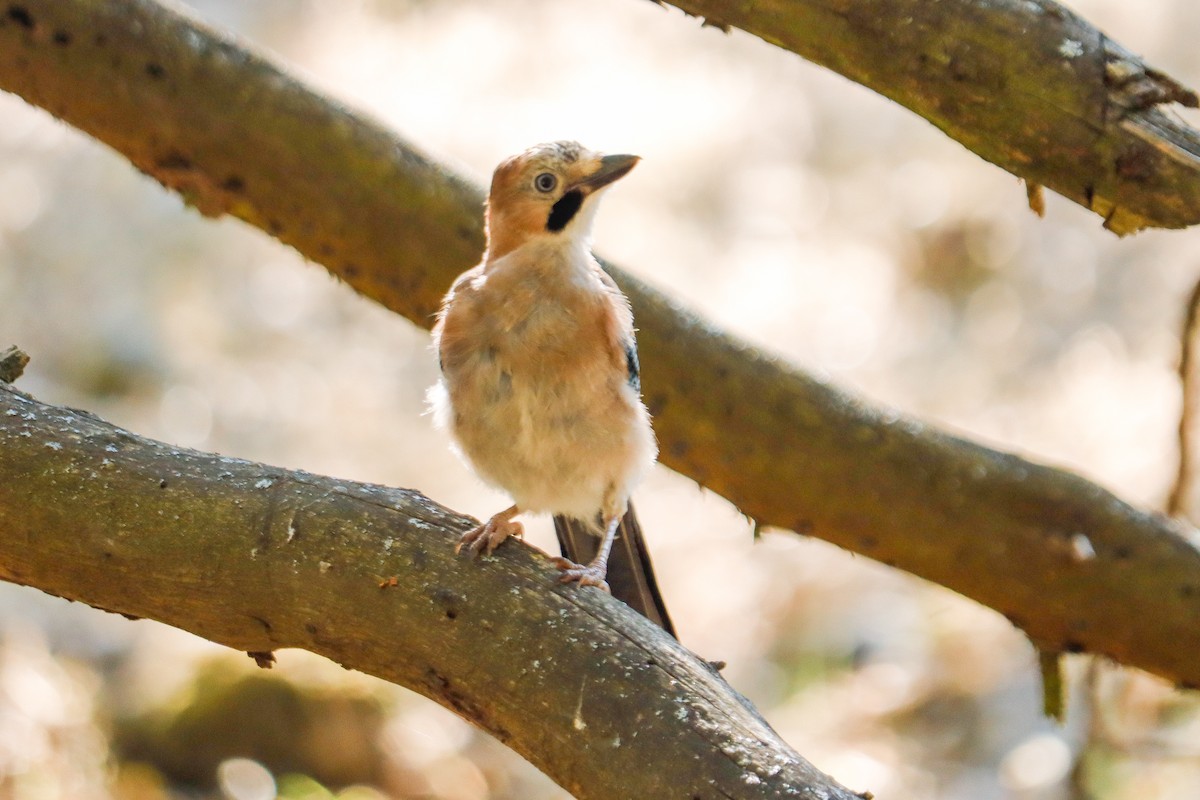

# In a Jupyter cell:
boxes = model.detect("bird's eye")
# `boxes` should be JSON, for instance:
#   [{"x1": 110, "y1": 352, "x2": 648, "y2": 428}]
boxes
[{"x1": 534, "y1": 172, "x2": 558, "y2": 193}]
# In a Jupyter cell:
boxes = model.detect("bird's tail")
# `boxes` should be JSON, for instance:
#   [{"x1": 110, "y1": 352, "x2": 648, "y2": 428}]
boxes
[{"x1": 553, "y1": 503, "x2": 675, "y2": 637}]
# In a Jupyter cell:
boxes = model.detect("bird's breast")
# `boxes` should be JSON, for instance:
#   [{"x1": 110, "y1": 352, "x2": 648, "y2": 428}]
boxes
[{"x1": 433, "y1": 257, "x2": 655, "y2": 516}]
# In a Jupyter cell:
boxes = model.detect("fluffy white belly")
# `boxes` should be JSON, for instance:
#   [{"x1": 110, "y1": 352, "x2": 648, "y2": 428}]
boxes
[{"x1": 431, "y1": 340, "x2": 655, "y2": 519}]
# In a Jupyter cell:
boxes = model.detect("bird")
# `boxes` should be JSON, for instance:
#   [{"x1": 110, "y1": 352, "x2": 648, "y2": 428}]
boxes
[{"x1": 429, "y1": 141, "x2": 674, "y2": 635}]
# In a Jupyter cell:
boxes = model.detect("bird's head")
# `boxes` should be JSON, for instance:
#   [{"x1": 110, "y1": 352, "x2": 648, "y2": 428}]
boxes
[{"x1": 483, "y1": 141, "x2": 639, "y2": 261}]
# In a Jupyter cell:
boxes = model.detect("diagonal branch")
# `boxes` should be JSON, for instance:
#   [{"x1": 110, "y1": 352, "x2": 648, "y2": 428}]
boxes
[
  {"x1": 663, "y1": 0, "x2": 1200, "y2": 235},
  {"x1": 0, "y1": 377, "x2": 864, "y2": 800},
  {"x1": 3, "y1": 0, "x2": 1200, "y2": 690}
]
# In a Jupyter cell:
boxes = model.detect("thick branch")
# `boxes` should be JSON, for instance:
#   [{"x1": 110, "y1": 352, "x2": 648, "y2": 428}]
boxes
[
  {"x1": 666, "y1": 0, "x2": 1200, "y2": 235},
  {"x1": 0, "y1": 380, "x2": 861, "y2": 800},
  {"x1": 4, "y1": 0, "x2": 1200, "y2": 688}
]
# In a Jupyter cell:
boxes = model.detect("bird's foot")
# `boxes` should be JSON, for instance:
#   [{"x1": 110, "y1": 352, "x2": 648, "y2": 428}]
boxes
[
  {"x1": 457, "y1": 512, "x2": 524, "y2": 556},
  {"x1": 551, "y1": 557, "x2": 611, "y2": 593}
]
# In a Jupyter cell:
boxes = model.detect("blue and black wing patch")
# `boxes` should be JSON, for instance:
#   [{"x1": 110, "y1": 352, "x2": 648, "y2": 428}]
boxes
[{"x1": 624, "y1": 340, "x2": 640, "y2": 392}]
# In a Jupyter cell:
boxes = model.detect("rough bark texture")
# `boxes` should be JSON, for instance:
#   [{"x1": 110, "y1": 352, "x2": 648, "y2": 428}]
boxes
[
  {"x1": 4, "y1": 0, "x2": 1200, "y2": 690},
  {"x1": 0, "y1": 380, "x2": 863, "y2": 800},
  {"x1": 665, "y1": 0, "x2": 1200, "y2": 235}
]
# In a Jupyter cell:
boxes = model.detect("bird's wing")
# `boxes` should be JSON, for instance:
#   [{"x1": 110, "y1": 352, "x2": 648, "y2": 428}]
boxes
[
  {"x1": 592, "y1": 262, "x2": 641, "y2": 391},
  {"x1": 432, "y1": 263, "x2": 486, "y2": 375}
]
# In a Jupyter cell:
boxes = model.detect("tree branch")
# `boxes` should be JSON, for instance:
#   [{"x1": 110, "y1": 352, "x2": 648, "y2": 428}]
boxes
[
  {"x1": 1170, "y1": 278, "x2": 1200, "y2": 521},
  {"x1": 663, "y1": 0, "x2": 1200, "y2": 235},
  {"x1": 4, "y1": 0, "x2": 1200, "y2": 690},
  {"x1": 0, "y1": 378, "x2": 863, "y2": 800}
]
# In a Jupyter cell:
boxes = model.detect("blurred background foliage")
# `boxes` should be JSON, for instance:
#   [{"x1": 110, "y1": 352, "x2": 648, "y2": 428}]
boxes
[{"x1": 3, "y1": 0, "x2": 1200, "y2": 797}]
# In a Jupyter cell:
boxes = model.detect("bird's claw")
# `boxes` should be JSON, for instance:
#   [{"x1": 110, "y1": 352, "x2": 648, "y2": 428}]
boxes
[
  {"x1": 457, "y1": 514, "x2": 524, "y2": 557},
  {"x1": 551, "y1": 557, "x2": 611, "y2": 593}
]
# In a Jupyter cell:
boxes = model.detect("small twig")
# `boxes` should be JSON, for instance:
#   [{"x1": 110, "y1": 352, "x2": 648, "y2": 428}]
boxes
[
  {"x1": 1039, "y1": 648, "x2": 1066, "y2": 723},
  {"x1": 1167, "y1": 277, "x2": 1200, "y2": 520},
  {"x1": 1026, "y1": 181, "x2": 1046, "y2": 218},
  {"x1": 1065, "y1": 658, "x2": 1104, "y2": 798},
  {"x1": 0, "y1": 346, "x2": 29, "y2": 383},
  {"x1": 247, "y1": 650, "x2": 277, "y2": 669}
]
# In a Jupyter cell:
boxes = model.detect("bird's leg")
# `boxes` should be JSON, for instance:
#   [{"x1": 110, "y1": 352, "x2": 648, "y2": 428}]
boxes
[
  {"x1": 551, "y1": 513, "x2": 619, "y2": 592},
  {"x1": 457, "y1": 504, "x2": 524, "y2": 556}
]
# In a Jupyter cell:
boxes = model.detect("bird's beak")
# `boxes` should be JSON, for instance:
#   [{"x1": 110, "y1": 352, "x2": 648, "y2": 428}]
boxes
[{"x1": 574, "y1": 154, "x2": 640, "y2": 194}]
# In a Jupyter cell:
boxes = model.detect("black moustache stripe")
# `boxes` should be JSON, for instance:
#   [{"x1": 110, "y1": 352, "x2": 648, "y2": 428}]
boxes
[{"x1": 546, "y1": 189, "x2": 584, "y2": 232}]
